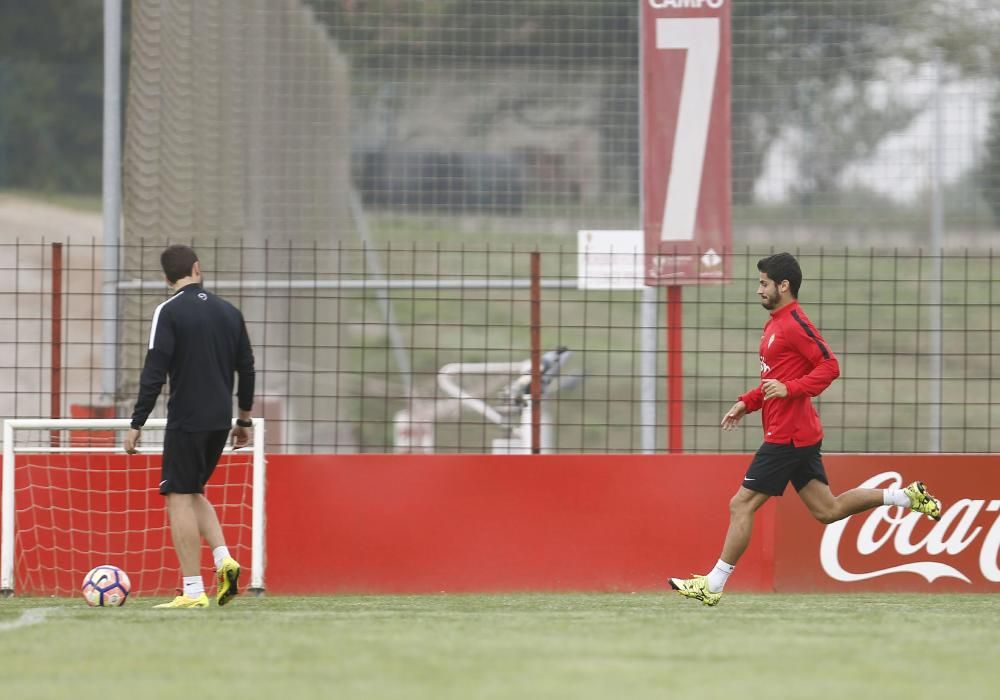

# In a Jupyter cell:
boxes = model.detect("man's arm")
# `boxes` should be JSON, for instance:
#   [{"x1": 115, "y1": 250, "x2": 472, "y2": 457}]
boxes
[
  {"x1": 130, "y1": 304, "x2": 176, "y2": 430},
  {"x1": 235, "y1": 317, "x2": 255, "y2": 413},
  {"x1": 125, "y1": 345, "x2": 171, "y2": 454},
  {"x1": 721, "y1": 400, "x2": 747, "y2": 430},
  {"x1": 783, "y1": 312, "x2": 840, "y2": 398},
  {"x1": 738, "y1": 385, "x2": 764, "y2": 413},
  {"x1": 724, "y1": 376, "x2": 765, "y2": 429},
  {"x1": 230, "y1": 316, "x2": 256, "y2": 449},
  {"x1": 125, "y1": 304, "x2": 176, "y2": 454},
  {"x1": 130, "y1": 348, "x2": 170, "y2": 429}
]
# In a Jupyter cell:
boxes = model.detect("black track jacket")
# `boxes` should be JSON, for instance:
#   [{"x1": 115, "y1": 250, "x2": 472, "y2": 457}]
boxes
[{"x1": 130, "y1": 283, "x2": 255, "y2": 431}]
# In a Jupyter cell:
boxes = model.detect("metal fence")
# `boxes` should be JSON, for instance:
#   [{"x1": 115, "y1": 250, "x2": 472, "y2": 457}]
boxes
[
  {"x1": 1, "y1": 241, "x2": 996, "y2": 453},
  {"x1": 2, "y1": 2, "x2": 1000, "y2": 453}
]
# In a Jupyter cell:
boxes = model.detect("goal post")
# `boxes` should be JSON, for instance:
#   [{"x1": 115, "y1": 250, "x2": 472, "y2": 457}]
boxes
[{"x1": 1, "y1": 418, "x2": 266, "y2": 598}]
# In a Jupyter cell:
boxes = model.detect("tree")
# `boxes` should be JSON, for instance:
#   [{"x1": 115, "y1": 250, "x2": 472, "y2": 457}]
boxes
[
  {"x1": 7, "y1": 0, "x2": 981, "y2": 203},
  {"x1": 980, "y1": 95, "x2": 1000, "y2": 225},
  {"x1": 0, "y1": 0, "x2": 128, "y2": 193},
  {"x1": 731, "y1": 1, "x2": 939, "y2": 204},
  {"x1": 311, "y1": 0, "x2": 954, "y2": 206}
]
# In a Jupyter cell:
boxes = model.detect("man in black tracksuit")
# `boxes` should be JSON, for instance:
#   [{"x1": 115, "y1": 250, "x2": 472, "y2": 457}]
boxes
[{"x1": 125, "y1": 244, "x2": 255, "y2": 609}]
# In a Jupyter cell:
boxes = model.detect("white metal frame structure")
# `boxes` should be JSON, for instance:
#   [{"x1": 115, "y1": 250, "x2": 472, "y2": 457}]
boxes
[
  {"x1": 435, "y1": 348, "x2": 572, "y2": 454},
  {"x1": 1, "y1": 418, "x2": 266, "y2": 597}
]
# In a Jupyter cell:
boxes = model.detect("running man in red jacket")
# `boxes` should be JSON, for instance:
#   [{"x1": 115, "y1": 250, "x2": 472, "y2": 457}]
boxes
[{"x1": 669, "y1": 253, "x2": 942, "y2": 606}]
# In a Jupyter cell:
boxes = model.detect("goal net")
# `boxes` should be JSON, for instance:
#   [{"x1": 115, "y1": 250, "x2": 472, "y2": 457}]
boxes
[{"x1": 1, "y1": 418, "x2": 266, "y2": 598}]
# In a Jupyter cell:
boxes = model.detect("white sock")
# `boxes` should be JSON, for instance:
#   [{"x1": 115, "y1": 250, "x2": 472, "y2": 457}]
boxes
[
  {"x1": 183, "y1": 576, "x2": 205, "y2": 598},
  {"x1": 213, "y1": 546, "x2": 231, "y2": 569},
  {"x1": 883, "y1": 488, "x2": 910, "y2": 507},
  {"x1": 706, "y1": 559, "x2": 735, "y2": 593}
]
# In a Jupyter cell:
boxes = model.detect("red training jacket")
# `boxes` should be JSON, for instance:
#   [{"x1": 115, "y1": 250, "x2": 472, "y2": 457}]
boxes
[{"x1": 738, "y1": 300, "x2": 839, "y2": 446}]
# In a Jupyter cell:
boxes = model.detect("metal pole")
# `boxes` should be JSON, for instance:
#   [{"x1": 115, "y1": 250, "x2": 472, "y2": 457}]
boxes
[
  {"x1": 51, "y1": 243, "x2": 63, "y2": 448},
  {"x1": 101, "y1": 0, "x2": 123, "y2": 403},
  {"x1": 1, "y1": 420, "x2": 15, "y2": 595},
  {"x1": 250, "y1": 418, "x2": 266, "y2": 594},
  {"x1": 637, "y1": 0, "x2": 658, "y2": 454},
  {"x1": 640, "y1": 286, "x2": 658, "y2": 453},
  {"x1": 928, "y1": 50, "x2": 944, "y2": 452},
  {"x1": 530, "y1": 252, "x2": 542, "y2": 455},
  {"x1": 118, "y1": 278, "x2": 579, "y2": 291},
  {"x1": 666, "y1": 285, "x2": 683, "y2": 453}
]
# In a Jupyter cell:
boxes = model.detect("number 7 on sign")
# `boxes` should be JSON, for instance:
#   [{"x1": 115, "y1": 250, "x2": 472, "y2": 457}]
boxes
[{"x1": 656, "y1": 17, "x2": 719, "y2": 242}]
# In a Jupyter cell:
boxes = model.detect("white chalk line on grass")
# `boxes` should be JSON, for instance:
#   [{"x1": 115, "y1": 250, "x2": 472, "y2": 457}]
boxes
[{"x1": 0, "y1": 608, "x2": 52, "y2": 633}]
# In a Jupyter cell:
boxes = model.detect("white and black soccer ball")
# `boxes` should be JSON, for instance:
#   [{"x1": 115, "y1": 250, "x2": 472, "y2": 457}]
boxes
[{"x1": 81, "y1": 565, "x2": 131, "y2": 607}]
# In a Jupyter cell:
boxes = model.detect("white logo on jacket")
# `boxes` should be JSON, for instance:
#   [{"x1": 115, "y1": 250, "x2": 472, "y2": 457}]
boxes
[{"x1": 759, "y1": 356, "x2": 772, "y2": 375}]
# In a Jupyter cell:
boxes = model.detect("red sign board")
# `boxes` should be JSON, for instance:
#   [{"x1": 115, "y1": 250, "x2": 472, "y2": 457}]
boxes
[
  {"x1": 641, "y1": 0, "x2": 732, "y2": 284},
  {"x1": 263, "y1": 454, "x2": 773, "y2": 593},
  {"x1": 775, "y1": 455, "x2": 1000, "y2": 592},
  {"x1": 10, "y1": 452, "x2": 995, "y2": 595}
]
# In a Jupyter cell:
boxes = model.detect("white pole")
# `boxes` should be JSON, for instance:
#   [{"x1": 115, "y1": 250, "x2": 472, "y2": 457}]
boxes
[
  {"x1": 928, "y1": 51, "x2": 944, "y2": 452},
  {"x1": 637, "y1": 1, "x2": 658, "y2": 454},
  {"x1": 102, "y1": 0, "x2": 123, "y2": 402},
  {"x1": 251, "y1": 418, "x2": 266, "y2": 593},
  {"x1": 1, "y1": 420, "x2": 15, "y2": 594},
  {"x1": 118, "y1": 278, "x2": 580, "y2": 291}
]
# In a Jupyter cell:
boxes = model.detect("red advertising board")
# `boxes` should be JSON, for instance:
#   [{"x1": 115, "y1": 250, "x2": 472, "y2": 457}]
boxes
[
  {"x1": 264, "y1": 454, "x2": 774, "y2": 594},
  {"x1": 6, "y1": 452, "x2": 997, "y2": 595},
  {"x1": 641, "y1": 0, "x2": 732, "y2": 284},
  {"x1": 774, "y1": 455, "x2": 1000, "y2": 592}
]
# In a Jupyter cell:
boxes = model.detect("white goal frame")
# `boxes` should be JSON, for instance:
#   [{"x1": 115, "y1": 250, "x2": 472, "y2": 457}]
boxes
[{"x1": 1, "y1": 418, "x2": 266, "y2": 597}]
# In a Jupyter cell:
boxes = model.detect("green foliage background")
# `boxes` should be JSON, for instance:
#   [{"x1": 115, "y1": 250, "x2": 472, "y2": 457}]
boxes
[
  {"x1": 2, "y1": 0, "x2": 997, "y2": 215},
  {"x1": 0, "y1": 0, "x2": 129, "y2": 192}
]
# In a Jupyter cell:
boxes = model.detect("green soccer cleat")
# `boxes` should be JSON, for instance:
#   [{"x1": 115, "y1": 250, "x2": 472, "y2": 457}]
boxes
[
  {"x1": 668, "y1": 574, "x2": 722, "y2": 607},
  {"x1": 215, "y1": 556, "x2": 241, "y2": 607},
  {"x1": 153, "y1": 593, "x2": 210, "y2": 609},
  {"x1": 903, "y1": 481, "x2": 942, "y2": 521}
]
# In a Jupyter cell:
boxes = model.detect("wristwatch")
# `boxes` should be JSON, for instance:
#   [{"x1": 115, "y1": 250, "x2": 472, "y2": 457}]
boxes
[{"x1": 235, "y1": 418, "x2": 253, "y2": 428}]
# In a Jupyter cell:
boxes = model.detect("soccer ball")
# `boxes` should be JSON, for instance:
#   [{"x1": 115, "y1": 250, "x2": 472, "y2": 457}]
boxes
[{"x1": 81, "y1": 565, "x2": 131, "y2": 607}]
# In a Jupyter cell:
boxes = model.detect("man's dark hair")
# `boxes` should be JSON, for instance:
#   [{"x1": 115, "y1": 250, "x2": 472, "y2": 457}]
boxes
[
  {"x1": 757, "y1": 252, "x2": 802, "y2": 298},
  {"x1": 160, "y1": 245, "x2": 199, "y2": 283}
]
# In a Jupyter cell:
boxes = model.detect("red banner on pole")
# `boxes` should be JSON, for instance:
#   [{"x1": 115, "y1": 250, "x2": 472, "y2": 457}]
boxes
[{"x1": 641, "y1": 0, "x2": 731, "y2": 284}]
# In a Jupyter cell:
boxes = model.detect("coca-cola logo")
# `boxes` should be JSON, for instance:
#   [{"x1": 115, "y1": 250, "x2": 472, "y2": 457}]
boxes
[{"x1": 821, "y1": 471, "x2": 1000, "y2": 583}]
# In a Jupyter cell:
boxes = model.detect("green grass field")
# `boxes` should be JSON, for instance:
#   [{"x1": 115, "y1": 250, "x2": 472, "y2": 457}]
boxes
[{"x1": 2, "y1": 593, "x2": 998, "y2": 699}]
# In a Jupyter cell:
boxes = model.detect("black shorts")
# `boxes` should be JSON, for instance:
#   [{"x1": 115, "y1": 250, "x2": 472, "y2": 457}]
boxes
[
  {"x1": 741, "y1": 441, "x2": 828, "y2": 496},
  {"x1": 160, "y1": 429, "x2": 230, "y2": 495}
]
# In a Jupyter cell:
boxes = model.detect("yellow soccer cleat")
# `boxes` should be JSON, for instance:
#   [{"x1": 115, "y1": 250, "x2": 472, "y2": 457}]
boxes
[
  {"x1": 668, "y1": 574, "x2": 723, "y2": 607},
  {"x1": 903, "y1": 481, "x2": 942, "y2": 521},
  {"x1": 216, "y1": 557, "x2": 241, "y2": 607},
  {"x1": 153, "y1": 592, "x2": 210, "y2": 609}
]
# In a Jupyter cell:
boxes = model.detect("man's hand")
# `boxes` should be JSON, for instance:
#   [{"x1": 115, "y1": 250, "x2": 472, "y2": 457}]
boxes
[
  {"x1": 762, "y1": 379, "x2": 788, "y2": 400},
  {"x1": 721, "y1": 400, "x2": 747, "y2": 431},
  {"x1": 124, "y1": 428, "x2": 141, "y2": 454},
  {"x1": 230, "y1": 426, "x2": 251, "y2": 450}
]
